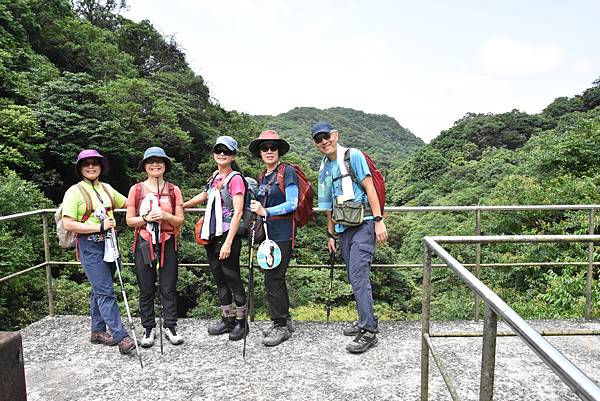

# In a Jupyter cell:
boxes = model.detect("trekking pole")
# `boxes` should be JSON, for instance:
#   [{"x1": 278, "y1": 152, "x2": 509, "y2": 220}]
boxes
[
  {"x1": 109, "y1": 227, "x2": 144, "y2": 369},
  {"x1": 243, "y1": 217, "x2": 256, "y2": 359},
  {"x1": 326, "y1": 250, "x2": 335, "y2": 324},
  {"x1": 154, "y1": 177, "x2": 164, "y2": 354},
  {"x1": 153, "y1": 221, "x2": 164, "y2": 354}
]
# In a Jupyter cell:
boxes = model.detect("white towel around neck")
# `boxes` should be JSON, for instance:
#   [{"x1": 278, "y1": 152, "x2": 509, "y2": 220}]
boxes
[
  {"x1": 336, "y1": 144, "x2": 355, "y2": 204},
  {"x1": 200, "y1": 170, "x2": 239, "y2": 240},
  {"x1": 139, "y1": 192, "x2": 161, "y2": 244},
  {"x1": 201, "y1": 183, "x2": 223, "y2": 240}
]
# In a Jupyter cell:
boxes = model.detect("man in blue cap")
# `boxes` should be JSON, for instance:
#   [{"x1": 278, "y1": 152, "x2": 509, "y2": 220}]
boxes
[{"x1": 312, "y1": 121, "x2": 388, "y2": 354}]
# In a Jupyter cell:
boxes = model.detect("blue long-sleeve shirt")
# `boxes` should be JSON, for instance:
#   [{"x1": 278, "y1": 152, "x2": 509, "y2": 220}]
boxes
[{"x1": 257, "y1": 164, "x2": 299, "y2": 242}]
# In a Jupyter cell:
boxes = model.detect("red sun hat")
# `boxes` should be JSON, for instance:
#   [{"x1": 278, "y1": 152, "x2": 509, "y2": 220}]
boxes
[{"x1": 248, "y1": 130, "x2": 290, "y2": 158}]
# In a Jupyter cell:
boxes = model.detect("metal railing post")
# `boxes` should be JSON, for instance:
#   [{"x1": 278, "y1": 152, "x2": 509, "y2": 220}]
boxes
[
  {"x1": 585, "y1": 208, "x2": 594, "y2": 320},
  {"x1": 421, "y1": 244, "x2": 432, "y2": 401},
  {"x1": 42, "y1": 212, "x2": 54, "y2": 316},
  {"x1": 479, "y1": 304, "x2": 498, "y2": 401},
  {"x1": 474, "y1": 209, "x2": 481, "y2": 321}
]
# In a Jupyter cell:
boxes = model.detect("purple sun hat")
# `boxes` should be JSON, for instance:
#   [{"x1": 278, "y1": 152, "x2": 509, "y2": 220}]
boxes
[{"x1": 75, "y1": 149, "x2": 109, "y2": 174}]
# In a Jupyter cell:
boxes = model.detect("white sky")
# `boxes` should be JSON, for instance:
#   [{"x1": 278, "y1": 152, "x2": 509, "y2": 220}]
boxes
[{"x1": 123, "y1": 0, "x2": 600, "y2": 143}]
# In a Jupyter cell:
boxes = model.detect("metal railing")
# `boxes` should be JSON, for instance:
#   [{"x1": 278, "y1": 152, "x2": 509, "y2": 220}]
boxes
[
  {"x1": 421, "y1": 235, "x2": 600, "y2": 401},
  {"x1": 1, "y1": 204, "x2": 598, "y2": 321}
]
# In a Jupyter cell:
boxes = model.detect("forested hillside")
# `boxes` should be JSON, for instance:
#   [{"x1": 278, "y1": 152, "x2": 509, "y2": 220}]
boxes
[
  {"x1": 1, "y1": 0, "x2": 599, "y2": 331},
  {"x1": 256, "y1": 107, "x2": 424, "y2": 172},
  {"x1": 0, "y1": 0, "x2": 264, "y2": 329}
]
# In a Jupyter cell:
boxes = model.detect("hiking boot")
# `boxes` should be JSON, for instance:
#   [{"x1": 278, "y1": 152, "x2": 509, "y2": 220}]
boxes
[
  {"x1": 90, "y1": 331, "x2": 117, "y2": 346},
  {"x1": 287, "y1": 316, "x2": 295, "y2": 333},
  {"x1": 229, "y1": 319, "x2": 249, "y2": 341},
  {"x1": 140, "y1": 327, "x2": 156, "y2": 348},
  {"x1": 164, "y1": 326, "x2": 184, "y2": 345},
  {"x1": 346, "y1": 330, "x2": 378, "y2": 354},
  {"x1": 118, "y1": 336, "x2": 135, "y2": 354},
  {"x1": 262, "y1": 321, "x2": 277, "y2": 336},
  {"x1": 207, "y1": 317, "x2": 235, "y2": 335},
  {"x1": 262, "y1": 325, "x2": 290, "y2": 347},
  {"x1": 343, "y1": 320, "x2": 360, "y2": 336}
]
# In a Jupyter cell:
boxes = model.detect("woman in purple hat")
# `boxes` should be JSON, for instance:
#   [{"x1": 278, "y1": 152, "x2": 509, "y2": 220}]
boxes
[
  {"x1": 61, "y1": 149, "x2": 135, "y2": 355},
  {"x1": 248, "y1": 130, "x2": 299, "y2": 347},
  {"x1": 183, "y1": 136, "x2": 249, "y2": 341}
]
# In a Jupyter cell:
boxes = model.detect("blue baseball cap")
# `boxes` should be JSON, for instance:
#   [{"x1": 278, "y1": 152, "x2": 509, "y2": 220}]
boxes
[
  {"x1": 214, "y1": 136, "x2": 238, "y2": 152},
  {"x1": 138, "y1": 146, "x2": 173, "y2": 172},
  {"x1": 311, "y1": 121, "x2": 334, "y2": 138}
]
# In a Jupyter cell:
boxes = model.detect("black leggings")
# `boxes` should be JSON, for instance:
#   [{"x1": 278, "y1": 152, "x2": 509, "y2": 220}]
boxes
[
  {"x1": 134, "y1": 236, "x2": 178, "y2": 329},
  {"x1": 264, "y1": 240, "x2": 292, "y2": 326},
  {"x1": 205, "y1": 234, "x2": 246, "y2": 307}
]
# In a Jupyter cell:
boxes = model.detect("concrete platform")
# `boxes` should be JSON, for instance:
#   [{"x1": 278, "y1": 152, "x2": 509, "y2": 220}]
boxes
[{"x1": 21, "y1": 316, "x2": 600, "y2": 401}]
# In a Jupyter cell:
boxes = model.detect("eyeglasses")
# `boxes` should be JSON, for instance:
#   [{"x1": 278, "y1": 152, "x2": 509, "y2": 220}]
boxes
[
  {"x1": 313, "y1": 132, "x2": 332, "y2": 144},
  {"x1": 213, "y1": 146, "x2": 235, "y2": 156},
  {"x1": 80, "y1": 159, "x2": 100, "y2": 167},
  {"x1": 146, "y1": 158, "x2": 165, "y2": 165},
  {"x1": 260, "y1": 144, "x2": 279, "y2": 152}
]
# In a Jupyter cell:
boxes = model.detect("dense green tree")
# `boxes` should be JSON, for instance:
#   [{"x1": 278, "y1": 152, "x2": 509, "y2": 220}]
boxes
[
  {"x1": 39, "y1": 16, "x2": 136, "y2": 79},
  {"x1": 542, "y1": 96, "x2": 583, "y2": 118},
  {"x1": 0, "y1": 104, "x2": 45, "y2": 174},
  {"x1": 0, "y1": 0, "x2": 60, "y2": 103},
  {"x1": 72, "y1": 0, "x2": 127, "y2": 30},
  {"x1": 116, "y1": 19, "x2": 188, "y2": 76}
]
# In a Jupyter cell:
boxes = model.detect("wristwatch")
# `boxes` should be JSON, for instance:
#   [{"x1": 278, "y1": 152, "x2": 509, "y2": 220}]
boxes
[{"x1": 373, "y1": 215, "x2": 383, "y2": 222}]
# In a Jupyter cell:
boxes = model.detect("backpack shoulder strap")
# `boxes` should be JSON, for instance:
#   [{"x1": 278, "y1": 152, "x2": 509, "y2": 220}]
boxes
[
  {"x1": 216, "y1": 169, "x2": 236, "y2": 190},
  {"x1": 134, "y1": 182, "x2": 143, "y2": 215},
  {"x1": 76, "y1": 183, "x2": 94, "y2": 222},
  {"x1": 276, "y1": 163, "x2": 287, "y2": 196},
  {"x1": 344, "y1": 148, "x2": 365, "y2": 192},
  {"x1": 100, "y1": 182, "x2": 115, "y2": 211},
  {"x1": 166, "y1": 182, "x2": 177, "y2": 214}
]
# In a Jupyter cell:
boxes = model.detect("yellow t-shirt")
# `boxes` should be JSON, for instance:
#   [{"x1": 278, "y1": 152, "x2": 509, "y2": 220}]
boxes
[{"x1": 61, "y1": 181, "x2": 126, "y2": 225}]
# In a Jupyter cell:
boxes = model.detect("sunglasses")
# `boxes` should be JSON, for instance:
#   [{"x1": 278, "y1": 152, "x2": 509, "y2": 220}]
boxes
[
  {"x1": 260, "y1": 144, "x2": 279, "y2": 152},
  {"x1": 313, "y1": 132, "x2": 332, "y2": 144},
  {"x1": 80, "y1": 159, "x2": 101, "y2": 167},
  {"x1": 146, "y1": 158, "x2": 165, "y2": 165},
  {"x1": 214, "y1": 146, "x2": 235, "y2": 156}
]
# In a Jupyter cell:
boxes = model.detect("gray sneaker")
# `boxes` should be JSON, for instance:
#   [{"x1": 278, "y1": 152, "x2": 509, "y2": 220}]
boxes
[
  {"x1": 346, "y1": 330, "x2": 378, "y2": 354},
  {"x1": 140, "y1": 327, "x2": 156, "y2": 348},
  {"x1": 262, "y1": 325, "x2": 291, "y2": 347},
  {"x1": 343, "y1": 320, "x2": 360, "y2": 336},
  {"x1": 164, "y1": 326, "x2": 184, "y2": 345}
]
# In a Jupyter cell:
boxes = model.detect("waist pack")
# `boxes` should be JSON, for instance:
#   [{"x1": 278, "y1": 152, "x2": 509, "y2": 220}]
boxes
[{"x1": 332, "y1": 200, "x2": 365, "y2": 226}]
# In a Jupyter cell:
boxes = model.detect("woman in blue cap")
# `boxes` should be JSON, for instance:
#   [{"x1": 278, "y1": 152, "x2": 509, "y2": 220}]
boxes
[
  {"x1": 61, "y1": 149, "x2": 135, "y2": 355},
  {"x1": 183, "y1": 136, "x2": 249, "y2": 341},
  {"x1": 126, "y1": 146, "x2": 185, "y2": 347}
]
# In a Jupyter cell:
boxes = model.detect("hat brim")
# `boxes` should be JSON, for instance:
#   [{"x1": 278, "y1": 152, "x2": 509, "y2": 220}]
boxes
[
  {"x1": 138, "y1": 157, "x2": 173, "y2": 173},
  {"x1": 248, "y1": 139, "x2": 290, "y2": 158}
]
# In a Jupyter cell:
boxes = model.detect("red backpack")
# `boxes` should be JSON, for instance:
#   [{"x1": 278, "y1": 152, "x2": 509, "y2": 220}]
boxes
[
  {"x1": 259, "y1": 163, "x2": 315, "y2": 228},
  {"x1": 344, "y1": 149, "x2": 386, "y2": 214}
]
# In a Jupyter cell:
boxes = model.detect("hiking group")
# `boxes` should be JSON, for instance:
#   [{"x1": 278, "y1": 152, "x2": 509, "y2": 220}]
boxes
[{"x1": 60, "y1": 120, "x2": 388, "y2": 359}]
